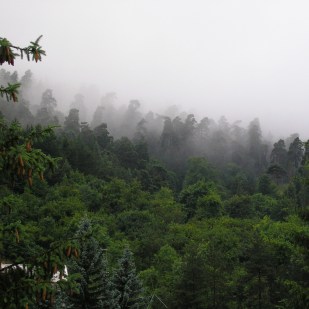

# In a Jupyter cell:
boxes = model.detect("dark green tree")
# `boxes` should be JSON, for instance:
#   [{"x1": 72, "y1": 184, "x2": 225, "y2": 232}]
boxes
[
  {"x1": 113, "y1": 137, "x2": 138, "y2": 169},
  {"x1": 247, "y1": 118, "x2": 267, "y2": 173},
  {"x1": 257, "y1": 174, "x2": 275, "y2": 195},
  {"x1": 301, "y1": 140, "x2": 309, "y2": 165},
  {"x1": 174, "y1": 244, "x2": 207, "y2": 309},
  {"x1": 243, "y1": 233, "x2": 277, "y2": 309},
  {"x1": 98, "y1": 256, "x2": 120, "y2": 309},
  {"x1": 93, "y1": 123, "x2": 113, "y2": 150},
  {"x1": 68, "y1": 218, "x2": 117, "y2": 309},
  {"x1": 113, "y1": 248, "x2": 144, "y2": 309},
  {"x1": 64, "y1": 108, "x2": 80, "y2": 137},
  {"x1": 267, "y1": 164, "x2": 287, "y2": 184},
  {"x1": 224, "y1": 195, "x2": 254, "y2": 219},
  {"x1": 160, "y1": 117, "x2": 174, "y2": 150},
  {"x1": 287, "y1": 137, "x2": 304, "y2": 175},
  {"x1": 195, "y1": 190, "x2": 222, "y2": 219},
  {"x1": 0, "y1": 117, "x2": 58, "y2": 189},
  {"x1": 183, "y1": 157, "x2": 217, "y2": 187},
  {"x1": 179, "y1": 180, "x2": 215, "y2": 219},
  {"x1": 270, "y1": 139, "x2": 288, "y2": 167}
]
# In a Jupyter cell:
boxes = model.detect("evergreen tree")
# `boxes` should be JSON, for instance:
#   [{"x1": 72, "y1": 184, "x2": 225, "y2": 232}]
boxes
[
  {"x1": 160, "y1": 117, "x2": 174, "y2": 150},
  {"x1": 287, "y1": 137, "x2": 304, "y2": 176},
  {"x1": 71, "y1": 94, "x2": 87, "y2": 123},
  {"x1": 64, "y1": 108, "x2": 80, "y2": 137},
  {"x1": 179, "y1": 180, "x2": 214, "y2": 219},
  {"x1": 98, "y1": 256, "x2": 120, "y2": 309},
  {"x1": 40, "y1": 89, "x2": 57, "y2": 114},
  {"x1": 174, "y1": 244, "x2": 207, "y2": 309},
  {"x1": 270, "y1": 139, "x2": 288, "y2": 167},
  {"x1": 257, "y1": 174, "x2": 275, "y2": 195},
  {"x1": 267, "y1": 164, "x2": 288, "y2": 184},
  {"x1": 36, "y1": 89, "x2": 58, "y2": 125},
  {"x1": 68, "y1": 218, "x2": 116, "y2": 309},
  {"x1": 196, "y1": 116, "x2": 211, "y2": 141},
  {"x1": 91, "y1": 105, "x2": 105, "y2": 129},
  {"x1": 247, "y1": 118, "x2": 267, "y2": 173},
  {"x1": 93, "y1": 123, "x2": 113, "y2": 149},
  {"x1": 301, "y1": 139, "x2": 309, "y2": 165},
  {"x1": 113, "y1": 248, "x2": 144, "y2": 309},
  {"x1": 52, "y1": 288, "x2": 73, "y2": 309},
  {"x1": 113, "y1": 137, "x2": 138, "y2": 169}
]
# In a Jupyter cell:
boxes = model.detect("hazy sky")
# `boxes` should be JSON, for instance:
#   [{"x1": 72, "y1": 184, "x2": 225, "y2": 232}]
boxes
[{"x1": 2, "y1": 0, "x2": 309, "y2": 138}]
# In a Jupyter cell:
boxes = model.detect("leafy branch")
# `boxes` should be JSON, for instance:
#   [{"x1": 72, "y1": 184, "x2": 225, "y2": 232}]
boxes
[
  {"x1": 0, "y1": 35, "x2": 46, "y2": 102},
  {"x1": 0, "y1": 119, "x2": 60, "y2": 187},
  {"x1": 0, "y1": 83, "x2": 21, "y2": 102},
  {"x1": 0, "y1": 35, "x2": 46, "y2": 65}
]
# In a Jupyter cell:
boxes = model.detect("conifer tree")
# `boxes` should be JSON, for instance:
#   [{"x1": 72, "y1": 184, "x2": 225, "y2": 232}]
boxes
[
  {"x1": 98, "y1": 256, "x2": 120, "y2": 309},
  {"x1": 287, "y1": 137, "x2": 304, "y2": 176},
  {"x1": 113, "y1": 248, "x2": 144, "y2": 309},
  {"x1": 52, "y1": 288, "x2": 73, "y2": 309},
  {"x1": 270, "y1": 139, "x2": 288, "y2": 167},
  {"x1": 64, "y1": 108, "x2": 80, "y2": 137},
  {"x1": 68, "y1": 218, "x2": 116, "y2": 309}
]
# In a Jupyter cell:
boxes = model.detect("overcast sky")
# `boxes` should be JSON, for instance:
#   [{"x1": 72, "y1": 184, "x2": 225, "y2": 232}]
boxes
[{"x1": 2, "y1": 0, "x2": 309, "y2": 138}]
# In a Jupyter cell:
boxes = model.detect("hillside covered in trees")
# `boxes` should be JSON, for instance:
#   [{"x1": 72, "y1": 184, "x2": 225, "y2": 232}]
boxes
[{"x1": 0, "y1": 68, "x2": 308, "y2": 308}]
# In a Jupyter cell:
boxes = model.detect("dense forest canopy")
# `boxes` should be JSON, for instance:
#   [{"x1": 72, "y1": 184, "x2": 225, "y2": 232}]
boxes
[
  {"x1": 2, "y1": 2, "x2": 309, "y2": 308},
  {"x1": 0, "y1": 67, "x2": 308, "y2": 308}
]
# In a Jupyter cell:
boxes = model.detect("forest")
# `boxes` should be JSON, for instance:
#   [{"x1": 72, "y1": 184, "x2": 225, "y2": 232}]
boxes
[{"x1": 0, "y1": 64, "x2": 308, "y2": 308}]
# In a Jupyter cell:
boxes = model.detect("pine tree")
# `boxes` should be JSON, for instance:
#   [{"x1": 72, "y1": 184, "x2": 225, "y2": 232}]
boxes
[
  {"x1": 52, "y1": 288, "x2": 73, "y2": 309},
  {"x1": 287, "y1": 137, "x2": 304, "y2": 176},
  {"x1": 98, "y1": 256, "x2": 120, "y2": 309},
  {"x1": 113, "y1": 248, "x2": 144, "y2": 309},
  {"x1": 64, "y1": 108, "x2": 80, "y2": 137},
  {"x1": 68, "y1": 218, "x2": 116, "y2": 309},
  {"x1": 270, "y1": 139, "x2": 288, "y2": 168}
]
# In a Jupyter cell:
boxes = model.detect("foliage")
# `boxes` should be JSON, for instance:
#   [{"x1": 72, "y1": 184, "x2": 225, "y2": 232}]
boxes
[
  {"x1": 0, "y1": 36, "x2": 45, "y2": 102},
  {"x1": 113, "y1": 248, "x2": 144, "y2": 309},
  {"x1": 0, "y1": 63, "x2": 308, "y2": 308},
  {"x1": 0, "y1": 117, "x2": 59, "y2": 189},
  {"x1": 68, "y1": 218, "x2": 118, "y2": 309}
]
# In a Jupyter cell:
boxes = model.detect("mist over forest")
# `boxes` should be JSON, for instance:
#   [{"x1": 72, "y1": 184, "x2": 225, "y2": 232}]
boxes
[
  {"x1": 1, "y1": 1, "x2": 309, "y2": 308},
  {"x1": 0, "y1": 67, "x2": 306, "y2": 170},
  {"x1": 2, "y1": 0, "x2": 309, "y2": 138},
  {"x1": 1, "y1": 65, "x2": 308, "y2": 308}
]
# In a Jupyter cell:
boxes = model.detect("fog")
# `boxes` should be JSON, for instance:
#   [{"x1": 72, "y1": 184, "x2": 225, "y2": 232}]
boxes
[{"x1": 2, "y1": 0, "x2": 309, "y2": 138}]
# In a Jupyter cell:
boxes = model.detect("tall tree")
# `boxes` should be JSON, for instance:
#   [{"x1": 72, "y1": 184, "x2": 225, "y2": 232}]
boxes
[
  {"x1": 113, "y1": 248, "x2": 144, "y2": 309},
  {"x1": 68, "y1": 218, "x2": 116, "y2": 309},
  {"x1": 36, "y1": 89, "x2": 58, "y2": 126},
  {"x1": 287, "y1": 137, "x2": 304, "y2": 176},
  {"x1": 179, "y1": 180, "x2": 215, "y2": 219},
  {"x1": 247, "y1": 118, "x2": 267, "y2": 173},
  {"x1": 71, "y1": 94, "x2": 87, "y2": 123},
  {"x1": 174, "y1": 244, "x2": 207, "y2": 309},
  {"x1": 93, "y1": 123, "x2": 113, "y2": 150},
  {"x1": 64, "y1": 108, "x2": 80, "y2": 137},
  {"x1": 270, "y1": 139, "x2": 288, "y2": 168},
  {"x1": 160, "y1": 117, "x2": 174, "y2": 150},
  {"x1": 301, "y1": 139, "x2": 309, "y2": 165}
]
